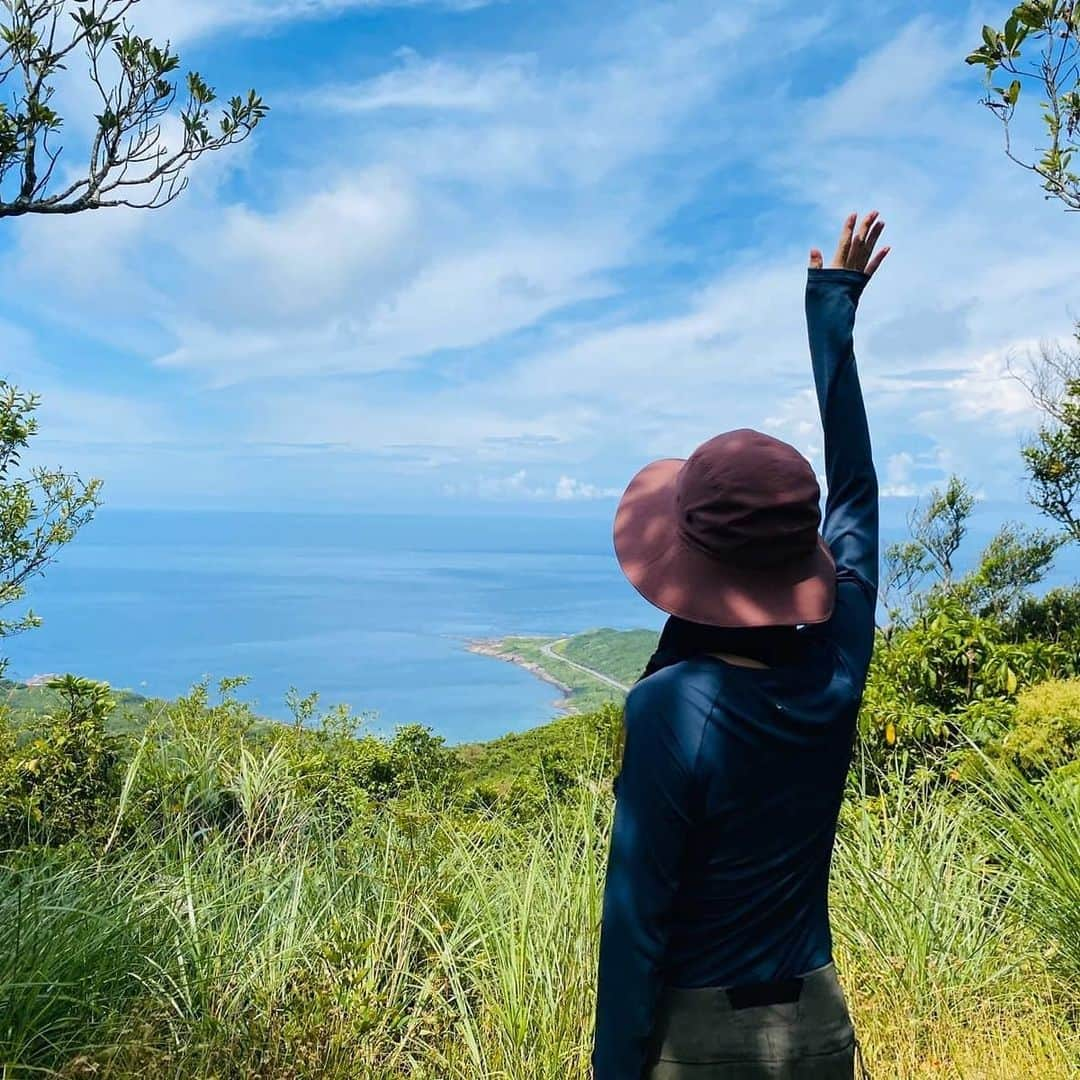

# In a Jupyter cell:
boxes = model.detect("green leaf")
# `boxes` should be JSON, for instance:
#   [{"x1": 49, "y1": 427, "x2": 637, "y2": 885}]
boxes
[
  {"x1": 1008, "y1": 79, "x2": 1022, "y2": 106},
  {"x1": 1004, "y1": 13, "x2": 1020, "y2": 50},
  {"x1": 982, "y1": 24, "x2": 998, "y2": 50}
]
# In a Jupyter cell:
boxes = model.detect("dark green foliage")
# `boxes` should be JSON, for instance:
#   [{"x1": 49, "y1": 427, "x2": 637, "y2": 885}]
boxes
[
  {"x1": 456, "y1": 701, "x2": 623, "y2": 797},
  {"x1": 270, "y1": 709, "x2": 463, "y2": 833},
  {"x1": 0, "y1": 674, "x2": 121, "y2": 847},
  {"x1": 864, "y1": 592, "x2": 1077, "y2": 758},
  {"x1": 870, "y1": 470, "x2": 1080, "y2": 779},
  {"x1": 1004, "y1": 584, "x2": 1080, "y2": 642}
]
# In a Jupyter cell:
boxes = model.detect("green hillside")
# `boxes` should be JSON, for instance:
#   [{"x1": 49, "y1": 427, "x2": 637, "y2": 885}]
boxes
[
  {"x1": 1, "y1": 679, "x2": 158, "y2": 735},
  {"x1": 552, "y1": 628, "x2": 659, "y2": 686},
  {"x1": 476, "y1": 627, "x2": 659, "y2": 714}
]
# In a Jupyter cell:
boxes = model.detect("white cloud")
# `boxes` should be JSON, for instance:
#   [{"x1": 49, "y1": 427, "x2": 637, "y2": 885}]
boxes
[
  {"x1": 8, "y1": 1, "x2": 1080, "y2": 513},
  {"x1": 809, "y1": 17, "x2": 962, "y2": 142},
  {"x1": 554, "y1": 475, "x2": 621, "y2": 501},
  {"x1": 307, "y1": 50, "x2": 534, "y2": 113},
  {"x1": 136, "y1": 0, "x2": 494, "y2": 43},
  {"x1": 940, "y1": 343, "x2": 1043, "y2": 424},
  {"x1": 442, "y1": 470, "x2": 619, "y2": 502},
  {"x1": 881, "y1": 452, "x2": 918, "y2": 498},
  {"x1": 14, "y1": 1, "x2": 776, "y2": 388}
]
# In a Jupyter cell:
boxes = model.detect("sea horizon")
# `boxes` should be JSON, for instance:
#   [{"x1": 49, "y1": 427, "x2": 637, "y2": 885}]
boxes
[{"x1": 5, "y1": 503, "x2": 1076, "y2": 745}]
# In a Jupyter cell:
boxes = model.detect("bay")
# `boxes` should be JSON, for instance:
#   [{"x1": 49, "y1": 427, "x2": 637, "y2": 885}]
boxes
[
  {"x1": 3, "y1": 509, "x2": 659, "y2": 744},
  {"x1": 5, "y1": 503, "x2": 1076, "y2": 745}
]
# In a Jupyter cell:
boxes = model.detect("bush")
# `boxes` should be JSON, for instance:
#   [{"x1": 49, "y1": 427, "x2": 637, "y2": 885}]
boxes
[
  {"x1": 0, "y1": 675, "x2": 121, "y2": 848},
  {"x1": 999, "y1": 678, "x2": 1080, "y2": 775},
  {"x1": 861, "y1": 594, "x2": 1079, "y2": 777}
]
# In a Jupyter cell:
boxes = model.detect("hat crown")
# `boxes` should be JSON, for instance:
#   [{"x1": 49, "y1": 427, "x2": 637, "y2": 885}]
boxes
[{"x1": 675, "y1": 429, "x2": 822, "y2": 568}]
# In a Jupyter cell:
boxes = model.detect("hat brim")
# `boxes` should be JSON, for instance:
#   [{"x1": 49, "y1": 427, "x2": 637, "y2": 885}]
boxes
[{"x1": 613, "y1": 458, "x2": 837, "y2": 628}]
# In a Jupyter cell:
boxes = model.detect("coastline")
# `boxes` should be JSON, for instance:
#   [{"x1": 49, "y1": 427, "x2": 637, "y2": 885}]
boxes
[{"x1": 467, "y1": 638, "x2": 576, "y2": 715}]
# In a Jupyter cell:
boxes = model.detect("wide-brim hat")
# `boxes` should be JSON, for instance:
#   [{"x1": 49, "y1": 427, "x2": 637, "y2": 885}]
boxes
[{"x1": 613, "y1": 429, "x2": 837, "y2": 628}]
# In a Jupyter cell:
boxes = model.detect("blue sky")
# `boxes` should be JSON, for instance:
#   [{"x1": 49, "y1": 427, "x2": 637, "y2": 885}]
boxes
[{"x1": 4, "y1": 0, "x2": 1078, "y2": 516}]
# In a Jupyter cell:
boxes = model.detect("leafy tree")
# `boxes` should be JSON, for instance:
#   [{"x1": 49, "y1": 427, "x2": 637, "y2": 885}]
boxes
[
  {"x1": 950, "y1": 520, "x2": 1063, "y2": 619},
  {"x1": 883, "y1": 474, "x2": 1060, "y2": 622},
  {"x1": 1012, "y1": 332, "x2": 1080, "y2": 541},
  {"x1": 1, "y1": 0, "x2": 267, "y2": 216},
  {"x1": 1005, "y1": 583, "x2": 1080, "y2": 642},
  {"x1": 0, "y1": 383, "x2": 100, "y2": 664},
  {"x1": 967, "y1": 1, "x2": 1080, "y2": 211},
  {"x1": 0, "y1": 1, "x2": 266, "y2": 668},
  {"x1": 883, "y1": 475, "x2": 975, "y2": 613},
  {"x1": 967, "y1": 7, "x2": 1080, "y2": 536}
]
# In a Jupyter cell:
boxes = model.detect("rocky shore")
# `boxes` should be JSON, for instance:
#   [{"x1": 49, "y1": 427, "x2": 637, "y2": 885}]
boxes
[{"x1": 467, "y1": 638, "x2": 575, "y2": 713}]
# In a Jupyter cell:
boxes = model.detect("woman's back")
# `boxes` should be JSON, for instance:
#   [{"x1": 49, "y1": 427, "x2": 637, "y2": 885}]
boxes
[{"x1": 634, "y1": 643, "x2": 861, "y2": 991}]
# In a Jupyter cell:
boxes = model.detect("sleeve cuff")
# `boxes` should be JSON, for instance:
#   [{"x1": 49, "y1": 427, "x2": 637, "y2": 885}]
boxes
[{"x1": 807, "y1": 267, "x2": 869, "y2": 288}]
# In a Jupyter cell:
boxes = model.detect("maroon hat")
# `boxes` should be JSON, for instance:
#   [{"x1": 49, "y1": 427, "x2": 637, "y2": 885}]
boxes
[{"x1": 613, "y1": 429, "x2": 836, "y2": 627}]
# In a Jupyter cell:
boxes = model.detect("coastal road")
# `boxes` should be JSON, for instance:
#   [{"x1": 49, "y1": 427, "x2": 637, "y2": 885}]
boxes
[{"x1": 541, "y1": 640, "x2": 631, "y2": 693}]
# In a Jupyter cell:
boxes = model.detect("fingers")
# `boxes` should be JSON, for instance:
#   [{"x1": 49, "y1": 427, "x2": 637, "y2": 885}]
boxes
[
  {"x1": 848, "y1": 210, "x2": 880, "y2": 271},
  {"x1": 854, "y1": 210, "x2": 879, "y2": 248},
  {"x1": 816, "y1": 210, "x2": 892, "y2": 277},
  {"x1": 865, "y1": 245, "x2": 891, "y2": 277},
  {"x1": 831, "y1": 212, "x2": 857, "y2": 268},
  {"x1": 862, "y1": 219, "x2": 885, "y2": 261}
]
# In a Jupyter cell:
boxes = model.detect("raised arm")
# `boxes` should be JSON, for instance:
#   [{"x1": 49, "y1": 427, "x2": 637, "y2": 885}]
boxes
[{"x1": 805, "y1": 212, "x2": 888, "y2": 664}]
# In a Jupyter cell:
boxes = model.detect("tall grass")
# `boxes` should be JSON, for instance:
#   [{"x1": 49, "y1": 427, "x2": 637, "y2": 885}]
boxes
[
  {"x1": 832, "y1": 772, "x2": 1076, "y2": 1077},
  {"x1": 1, "y1": 744, "x2": 1077, "y2": 1078},
  {"x1": 975, "y1": 760, "x2": 1080, "y2": 988}
]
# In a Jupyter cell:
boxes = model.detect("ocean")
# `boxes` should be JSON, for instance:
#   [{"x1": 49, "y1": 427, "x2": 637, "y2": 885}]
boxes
[
  {"x1": 3, "y1": 510, "x2": 660, "y2": 744},
  {"x1": 5, "y1": 505, "x2": 1076, "y2": 745}
]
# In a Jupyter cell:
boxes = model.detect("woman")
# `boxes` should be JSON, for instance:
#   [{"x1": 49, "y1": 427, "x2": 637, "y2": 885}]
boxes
[{"x1": 592, "y1": 211, "x2": 889, "y2": 1079}]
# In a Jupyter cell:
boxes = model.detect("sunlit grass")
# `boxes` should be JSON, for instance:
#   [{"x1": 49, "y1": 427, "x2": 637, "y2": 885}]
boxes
[{"x1": 1, "y1": 744, "x2": 1077, "y2": 1078}]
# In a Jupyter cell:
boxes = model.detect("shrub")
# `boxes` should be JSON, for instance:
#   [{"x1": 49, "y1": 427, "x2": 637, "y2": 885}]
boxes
[
  {"x1": 861, "y1": 594, "x2": 1079, "y2": 776},
  {"x1": 999, "y1": 678, "x2": 1080, "y2": 775},
  {"x1": 0, "y1": 675, "x2": 121, "y2": 847}
]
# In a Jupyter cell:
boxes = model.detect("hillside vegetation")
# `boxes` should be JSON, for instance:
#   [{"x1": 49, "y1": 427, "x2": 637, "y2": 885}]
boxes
[
  {"x1": 553, "y1": 629, "x2": 659, "y2": 688},
  {"x1": 4, "y1": 486, "x2": 1080, "y2": 1078},
  {"x1": 2, "y1": 573, "x2": 1080, "y2": 1076}
]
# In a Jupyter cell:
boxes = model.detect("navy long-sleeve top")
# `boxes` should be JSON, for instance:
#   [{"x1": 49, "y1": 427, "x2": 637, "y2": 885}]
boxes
[{"x1": 592, "y1": 268, "x2": 879, "y2": 1079}]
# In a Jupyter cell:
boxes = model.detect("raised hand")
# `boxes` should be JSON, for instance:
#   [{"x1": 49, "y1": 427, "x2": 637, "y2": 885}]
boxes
[{"x1": 809, "y1": 211, "x2": 890, "y2": 277}]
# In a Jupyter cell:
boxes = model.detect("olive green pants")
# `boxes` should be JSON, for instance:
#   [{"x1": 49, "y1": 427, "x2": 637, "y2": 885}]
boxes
[{"x1": 645, "y1": 963, "x2": 856, "y2": 1079}]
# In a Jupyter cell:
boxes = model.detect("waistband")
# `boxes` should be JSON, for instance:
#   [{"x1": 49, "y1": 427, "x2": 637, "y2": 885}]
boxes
[{"x1": 663, "y1": 962, "x2": 839, "y2": 1013}]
